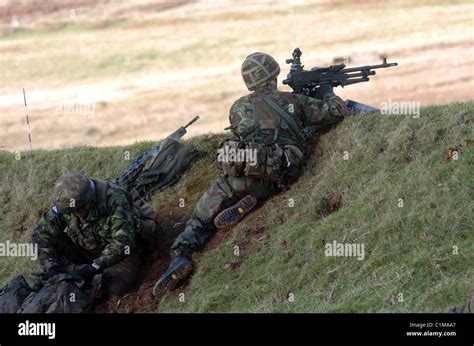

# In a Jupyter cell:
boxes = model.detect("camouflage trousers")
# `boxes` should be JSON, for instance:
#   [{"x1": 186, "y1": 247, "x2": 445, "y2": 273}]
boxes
[
  {"x1": 51, "y1": 233, "x2": 141, "y2": 298},
  {"x1": 170, "y1": 173, "x2": 280, "y2": 258}
]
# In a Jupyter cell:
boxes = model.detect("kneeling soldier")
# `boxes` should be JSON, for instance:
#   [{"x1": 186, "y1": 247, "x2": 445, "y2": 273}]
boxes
[{"x1": 32, "y1": 172, "x2": 157, "y2": 298}]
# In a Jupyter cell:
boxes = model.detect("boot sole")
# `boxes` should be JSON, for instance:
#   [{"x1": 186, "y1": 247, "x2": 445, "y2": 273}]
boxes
[
  {"x1": 214, "y1": 195, "x2": 258, "y2": 229},
  {"x1": 152, "y1": 262, "x2": 193, "y2": 298}
]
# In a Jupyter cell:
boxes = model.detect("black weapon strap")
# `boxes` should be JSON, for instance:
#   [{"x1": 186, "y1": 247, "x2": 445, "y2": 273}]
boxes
[
  {"x1": 94, "y1": 180, "x2": 109, "y2": 216},
  {"x1": 256, "y1": 91, "x2": 304, "y2": 143}
]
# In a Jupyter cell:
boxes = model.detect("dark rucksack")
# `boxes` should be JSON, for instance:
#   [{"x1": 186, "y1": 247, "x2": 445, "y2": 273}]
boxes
[
  {"x1": 0, "y1": 265, "x2": 101, "y2": 313},
  {"x1": 117, "y1": 137, "x2": 200, "y2": 206},
  {"x1": 0, "y1": 274, "x2": 38, "y2": 313}
]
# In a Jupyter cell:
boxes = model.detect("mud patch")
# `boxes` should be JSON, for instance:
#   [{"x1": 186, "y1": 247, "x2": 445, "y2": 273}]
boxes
[
  {"x1": 224, "y1": 262, "x2": 241, "y2": 270},
  {"x1": 202, "y1": 227, "x2": 232, "y2": 252},
  {"x1": 94, "y1": 205, "x2": 187, "y2": 313},
  {"x1": 317, "y1": 191, "x2": 343, "y2": 218},
  {"x1": 313, "y1": 142, "x2": 324, "y2": 158},
  {"x1": 236, "y1": 226, "x2": 267, "y2": 257},
  {"x1": 94, "y1": 201, "x2": 240, "y2": 312}
]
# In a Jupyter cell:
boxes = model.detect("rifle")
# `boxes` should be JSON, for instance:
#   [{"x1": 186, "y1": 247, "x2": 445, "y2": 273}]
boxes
[
  {"x1": 282, "y1": 48, "x2": 398, "y2": 114},
  {"x1": 116, "y1": 115, "x2": 199, "y2": 186}
]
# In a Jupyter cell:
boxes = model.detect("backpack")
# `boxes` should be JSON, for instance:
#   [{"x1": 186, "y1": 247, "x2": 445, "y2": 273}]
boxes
[
  {"x1": 118, "y1": 138, "x2": 200, "y2": 206},
  {"x1": 0, "y1": 274, "x2": 37, "y2": 313},
  {"x1": 0, "y1": 265, "x2": 102, "y2": 313}
]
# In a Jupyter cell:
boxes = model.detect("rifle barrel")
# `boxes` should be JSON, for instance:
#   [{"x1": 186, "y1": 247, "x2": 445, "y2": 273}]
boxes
[
  {"x1": 185, "y1": 115, "x2": 200, "y2": 128},
  {"x1": 342, "y1": 62, "x2": 398, "y2": 73},
  {"x1": 345, "y1": 71, "x2": 376, "y2": 78}
]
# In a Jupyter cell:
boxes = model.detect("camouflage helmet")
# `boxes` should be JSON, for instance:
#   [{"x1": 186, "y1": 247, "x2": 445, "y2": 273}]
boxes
[
  {"x1": 52, "y1": 173, "x2": 95, "y2": 213},
  {"x1": 241, "y1": 52, "x2": 280, "y2": 91}
]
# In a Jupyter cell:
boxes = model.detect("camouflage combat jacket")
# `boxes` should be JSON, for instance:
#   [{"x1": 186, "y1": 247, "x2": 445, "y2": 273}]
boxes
[
  {"x1": 31, "y1": 181, "x2": 141, "y2": 273},
  {"x1": 228, "y1": 83, "x2": 347, "y2": 150}
]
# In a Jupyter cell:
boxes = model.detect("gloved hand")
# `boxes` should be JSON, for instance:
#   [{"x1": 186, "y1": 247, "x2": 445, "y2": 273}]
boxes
[
  {"x1": 316, "y1": 84, "x2": 334, "y2": 98},
  {"x1": 47, "y1": 265, "x2": 65, "y2": 277},
  {"x1": 324, "y1": 93, "x2": 348, "y2": 118},
  {"x1": 72, "y1": 265, "x2": 98, "y2": 282}
]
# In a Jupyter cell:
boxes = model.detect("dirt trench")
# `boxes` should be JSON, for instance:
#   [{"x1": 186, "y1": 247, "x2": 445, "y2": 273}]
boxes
[
  {"x1": 94, "y1": 201, "x2": 267, "y2": 312},
  {"x1": 94, "y1": 205, "x2": 184, "y2": 313}
]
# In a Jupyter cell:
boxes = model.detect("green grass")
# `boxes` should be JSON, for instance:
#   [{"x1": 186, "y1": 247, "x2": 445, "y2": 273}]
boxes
[{"x1": 0, "y1": 102, "x2": 473, "y2": 312}]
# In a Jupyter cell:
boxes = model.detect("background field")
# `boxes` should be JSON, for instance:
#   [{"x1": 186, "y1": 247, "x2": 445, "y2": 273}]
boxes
[{"x1": 1, "y1": 0, "x2": 473, "y2": 151}]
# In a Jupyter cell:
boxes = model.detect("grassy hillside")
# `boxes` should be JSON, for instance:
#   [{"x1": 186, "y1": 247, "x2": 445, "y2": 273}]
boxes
[{"x1": 0, "y1": 101, "x2": 473, "y2": 312}]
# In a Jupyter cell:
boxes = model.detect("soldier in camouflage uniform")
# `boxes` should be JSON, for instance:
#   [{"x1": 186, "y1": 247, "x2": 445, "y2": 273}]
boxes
[
  {"x1": 32, "y1": 173, "x2": 156, "y2": 298},
  {"x1": 153, "y1": 52, "x2": 348, "y2": 297}
]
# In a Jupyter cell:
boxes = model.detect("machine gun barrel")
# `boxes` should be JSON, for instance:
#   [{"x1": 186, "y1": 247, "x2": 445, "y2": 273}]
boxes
[
  {"x1": 341, "y1": 77, "x2": 370, "y2": 86},
  {"x1": 341, "y1": 58, "x2": 398, "y2": 73},
  {"x1": 283, "y1": 48, "x2": 398, "y2": 95},
  {"x1": 283, "y1": 48, "x2": 398, "y2": 114},
  {"x1": 344, "y1": 71, "x2": 376, "y2": 78}
]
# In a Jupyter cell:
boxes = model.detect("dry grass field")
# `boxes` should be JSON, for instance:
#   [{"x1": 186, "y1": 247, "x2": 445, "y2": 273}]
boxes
[{"x1": 1, "y1": 0, "x2": 472, "y2": 152}]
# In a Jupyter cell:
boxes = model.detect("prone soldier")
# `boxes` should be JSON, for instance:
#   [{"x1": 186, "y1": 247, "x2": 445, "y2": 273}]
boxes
[{"x1": 153, "y1": 52, "x2": 348, "y2": 297}]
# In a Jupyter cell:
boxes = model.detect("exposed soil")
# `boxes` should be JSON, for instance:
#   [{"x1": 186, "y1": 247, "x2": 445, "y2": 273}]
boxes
[
  {"x1": 94, "y1": 203, "x2": 187, "y2": 312},
  {"x1": 313, "y1": 142, "x2": 324, "y2": 158},
  {"x1": 317, "y1": 191, "x2": 343, "y2": 218},
  {"x1": 94, "y1": 197, "x2": 242, "y2": 312},
  {"x1": 223, "y1": 262, "x2": 241, "y2": 270},
  {"x1": 236, "y1": 226, "x2": 267, "y2": 257},
  {"x1": 94, "y1": 200, "x2": 271, "y2": 312}
]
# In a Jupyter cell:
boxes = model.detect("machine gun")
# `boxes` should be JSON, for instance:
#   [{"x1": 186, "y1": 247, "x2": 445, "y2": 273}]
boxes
[
  {"x1": 282, "y1": 48, "x2": 398, "y2": 114},
  {"x1": 116, "y1": 115, "x2": 200, "y2": 187}
]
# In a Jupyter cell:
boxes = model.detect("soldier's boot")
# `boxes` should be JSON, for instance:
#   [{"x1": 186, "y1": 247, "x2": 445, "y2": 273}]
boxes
[
  {"x1": 152, "y1": 256, "x2": 193, "y2": 298},
  {"x1": 214, "y1": 194, "x2": 257, "y2": 229}
]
